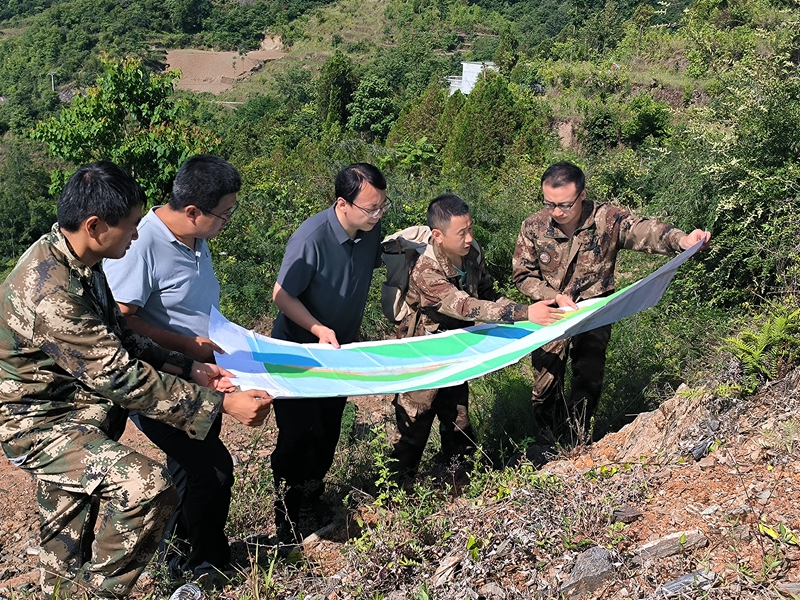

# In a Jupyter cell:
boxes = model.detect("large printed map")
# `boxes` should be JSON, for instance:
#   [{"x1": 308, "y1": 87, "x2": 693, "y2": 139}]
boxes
[{"x1": 210, "y1": 240, "x2": 703, "y2": 398}]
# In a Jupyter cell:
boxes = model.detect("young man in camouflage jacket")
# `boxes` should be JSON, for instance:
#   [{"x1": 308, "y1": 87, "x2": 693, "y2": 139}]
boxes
[
  {"x1": 512, "y1": 161, "x2": 710, "y2": 442},
  {"x1": 390, "y1": 194, "x2": 564, "y2": 478},
  {"x1": 0, "y1": 162, "x2": 272, "y2": 598}
]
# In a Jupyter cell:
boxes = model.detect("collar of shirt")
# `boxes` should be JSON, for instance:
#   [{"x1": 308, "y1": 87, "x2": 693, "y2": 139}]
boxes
[
  {"x1": 150, "y1": 206, "x2": 203, "y2": 255},
  {"x1": 432, "y1": 239, "x2": 480, "y2": 280},
  {"x1": 49, "y1": 223, "x2": 94, "y2": 280},
  {"x1": 327, "y1": 204, "x2": 368, "y2": 245}
]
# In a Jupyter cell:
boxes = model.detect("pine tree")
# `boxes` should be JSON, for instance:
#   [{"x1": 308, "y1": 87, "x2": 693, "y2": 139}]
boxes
[
  {"x1": 316, "y1": 50, "x2": 358, "y2": 129},
  {"x1": 386, "y1": 82, "x2": 447, "y2": 147},
  {"x1": 493, "y1": 24, "x2": 520, "y2": 75},
  {"x1": 442, "y1": 73, "x2": 518, "y2": 171}
]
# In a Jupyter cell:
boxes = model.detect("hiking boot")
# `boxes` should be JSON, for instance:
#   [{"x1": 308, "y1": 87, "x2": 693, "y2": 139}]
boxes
[
  {"x1": 168, "y1": 583, "x2": 203, "y2": 600},
  {"x1": 298, "y1": 497, "x2": 336, "y2": 534},
  {"x1": 277, "y1": 519, "x2": 300, "y2": 542},
  {"x1": 194, "y1": 563, "x2": 234, "y2": 591}
]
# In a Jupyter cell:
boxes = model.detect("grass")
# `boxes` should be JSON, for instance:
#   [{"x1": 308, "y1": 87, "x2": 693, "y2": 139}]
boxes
[{"x1": 217, "y1": 0, "x2": 390, "y2": 102}]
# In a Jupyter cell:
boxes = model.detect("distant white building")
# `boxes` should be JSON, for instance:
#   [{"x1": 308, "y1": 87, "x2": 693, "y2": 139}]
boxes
[{"x1": 447, "y1": 61, "x2": 499, "y2": 95}]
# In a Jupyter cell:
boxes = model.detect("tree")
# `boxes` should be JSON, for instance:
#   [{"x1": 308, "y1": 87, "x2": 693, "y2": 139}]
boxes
[
  {"x1": 386, "y1": 82, "x2": 447, "y2": 146},
  {"x1": 442, "y1": 73, "x2": 518, "y2": 171},
  {"x1": 316, "y1": 50, "x2": 358, "y2": 129},
  {"x1": 31, "y1": 55, "x2": 219, "y2": 202},
  {"x1": 347, "y1": 76, "x2": 397, "y2": 141},
  {"x1": 0, "y1": 139, "x2": 55, "y2": 269},
  {"x1": 493, "y1": 24, "x2": 520, "y2": 75}
]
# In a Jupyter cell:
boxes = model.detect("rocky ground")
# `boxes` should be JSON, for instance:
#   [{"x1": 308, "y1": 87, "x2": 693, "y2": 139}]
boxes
[{"x1": 1, "y1": 368, "x2": 799, "y2": 598}]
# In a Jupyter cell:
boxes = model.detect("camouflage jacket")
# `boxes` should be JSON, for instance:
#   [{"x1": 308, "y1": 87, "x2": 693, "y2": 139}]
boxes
[
  {"x1": 401, "y1": 238, "x2": 528, "y2": 338},
  {"x1": 0, "y1": 225, "x2": 223, "y2": 467},
  {"x1": 512, "y1": 200, "x2": 686, "y2": 302}
]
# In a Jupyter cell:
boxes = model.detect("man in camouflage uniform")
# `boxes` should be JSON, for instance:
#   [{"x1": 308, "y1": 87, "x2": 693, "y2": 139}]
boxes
[
  {"x1": 0, "y1": 162, "x2": 272, "y2": 598},
  {"x1": 512, "y1": 161, "x2": 711, "y2": 441},
  {"x1": 390, "y1": 194, "x2": 565, "y2": 478}
]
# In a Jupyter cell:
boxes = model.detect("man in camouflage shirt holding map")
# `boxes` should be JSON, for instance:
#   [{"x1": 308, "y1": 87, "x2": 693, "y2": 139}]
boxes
[
  {"x1": 0, "y1": 162, "x2": 272, "y2": 598},
  {"x1": 512, "y1": 161, "x2": 710, "y2": 443}
]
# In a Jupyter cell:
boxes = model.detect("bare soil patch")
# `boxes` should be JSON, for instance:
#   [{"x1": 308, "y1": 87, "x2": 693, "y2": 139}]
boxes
[{"x1": 166, "y1": 36, "x2": 285, "y2": 94}]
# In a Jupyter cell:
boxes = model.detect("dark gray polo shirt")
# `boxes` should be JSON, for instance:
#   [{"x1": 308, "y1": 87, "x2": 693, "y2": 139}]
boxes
[{"x1": 272, "y1": 204, "x2": 382, "y2": 345}]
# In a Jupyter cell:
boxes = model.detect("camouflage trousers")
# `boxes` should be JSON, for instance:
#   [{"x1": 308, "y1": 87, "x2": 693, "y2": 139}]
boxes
[
  {"x1": 531, "y1": 324, "x2": 612, "y2": 442},
  {"x1": 20, "y1": 428, "x2": 178, "y2": 598},
  {"x1": 389, "y1": 382, "x2": 474, "y2": 477}
]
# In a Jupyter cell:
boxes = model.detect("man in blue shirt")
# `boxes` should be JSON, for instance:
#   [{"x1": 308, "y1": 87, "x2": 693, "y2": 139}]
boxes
[
  {"x1": 271, "y1": 163, "x2": 386, "y2": 544},
  {"x1": 105, "y1": 155, "x2": 239, "y2": 584}
]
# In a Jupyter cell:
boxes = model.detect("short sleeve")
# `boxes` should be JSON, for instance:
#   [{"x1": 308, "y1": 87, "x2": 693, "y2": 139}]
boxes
[
  {"x1": 276, "y1": 234, "x2": 318, "y2": 298},
  {"x1": 104, "y1": 247, "x2": 153, "y2": 308}
]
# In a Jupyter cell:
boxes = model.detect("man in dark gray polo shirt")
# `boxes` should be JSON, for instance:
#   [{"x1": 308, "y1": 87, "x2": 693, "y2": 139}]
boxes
[{"x1": 271, "y1": 163, "x2": 386, "y2": 544}]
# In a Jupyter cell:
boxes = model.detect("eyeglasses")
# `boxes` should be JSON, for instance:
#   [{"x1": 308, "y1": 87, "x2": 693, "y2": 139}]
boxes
[
  {"x1": 351, "y1": 200, "x2": 392, "y2": 218},
  {"x1": 543, "y1": 191, "x2": 582, "y2": 212},
  {"x1": 201, "y1": 204, "x2": 238, "y2": 222}
]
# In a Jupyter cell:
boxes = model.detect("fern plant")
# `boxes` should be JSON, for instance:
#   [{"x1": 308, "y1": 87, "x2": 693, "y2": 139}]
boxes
[{"x1": 722, "y1": 298, "x2": 800, "y2": 392}]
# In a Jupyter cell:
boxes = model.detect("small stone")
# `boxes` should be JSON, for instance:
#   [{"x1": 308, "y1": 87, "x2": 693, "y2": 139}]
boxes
[
  {"x1": 25, "y1": 547, "x2": 39, "y2": 556},
  {"x1": 776, "y1": 582, "x2": 800, "y2": 596},
  {"x1": 690, "y1": 438, "x2": 713, "y2": 461},
  {"x1": 658, "y1": 569, "x2": 715, "y2": 597},
  {"x1": 698, "y1": 456, "x2": 715, "y2": 469},
  {"x1": 731, "y1": 524, "x2": 751, "y2": 541},
  {"x1": 634, "y1": 530, "x2": 708, "y2": 563},
  {"x1": 613, "y1": 504, "x2": 643, "y2": 524},
  {"x1": 701, "y1": 505, "x2": 719, "y2": 516},
  {"x1": 756, "y1": 490, "x2": 771, "y2": 505},
  {"x1": 559, "y1": 546, "x2": 614, "y2": 597},
  {"x1": 477, "y1": 582, "x2": 506, "y2": 599},
  {"x1": 495, "y1": 539, "x2": 511, "y2": 556}
]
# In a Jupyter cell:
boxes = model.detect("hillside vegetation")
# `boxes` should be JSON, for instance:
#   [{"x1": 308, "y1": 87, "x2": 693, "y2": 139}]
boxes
[{"x1": 0, "y1": 0, "x2": 798, "y2": 595}]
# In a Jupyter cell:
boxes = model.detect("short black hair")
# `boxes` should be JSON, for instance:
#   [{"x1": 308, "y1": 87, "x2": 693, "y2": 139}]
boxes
[
  {"x1": 57, "y1": 161, "x2": 145, "y2": 232},
  {"x1": 541, "y1": 161, "x2": 585, "y2": 194},
  {"x1": 427, "y1": 193, "x2": 470, "y2": 232},
  {"x1": 334, "y1": 163, "x2": 386, "y2": 204},
  {"x1": 169, "y1": 155, "x2": 241, "y2": 212}
]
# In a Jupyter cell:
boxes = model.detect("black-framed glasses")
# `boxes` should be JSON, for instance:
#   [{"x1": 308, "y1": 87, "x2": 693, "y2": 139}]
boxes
[
  {"x1": 352, "y1": 199, "x2": 392, "y2": 218},
  {"x1": 543, "y1": 191, "x2": 582, "y2": 212},
  {"x1": 201, "y1": 204, "x2": 238, "y2": 222}
]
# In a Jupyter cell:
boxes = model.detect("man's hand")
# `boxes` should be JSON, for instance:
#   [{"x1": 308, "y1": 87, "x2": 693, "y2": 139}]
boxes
[
  {"x1": 527, "y1": 300, "x2": 565, "y2": 325},
  {"x1": 679, "y1": 229, "x2": 712, "y2": 251},
  {"x1": 191, "y1": 361, "x2": 236, "y2": 393},
  {"x1": 221, "y1": 390, "x2": 273, "y2": 426},
  {"x1": 310, "y1": 324, "x2": 341, "y2": 348},
  {"x1": 184, "y1": 336, "x2": 224, "y2": 363},
  {"x1": 554, "y1": 294, "x2": 579, "y2": 310}
]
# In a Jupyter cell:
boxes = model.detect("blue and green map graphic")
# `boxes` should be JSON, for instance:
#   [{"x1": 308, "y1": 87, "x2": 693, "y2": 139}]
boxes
[{"x1": 211, "y1": 241, "x2": 703, "y2": 398}]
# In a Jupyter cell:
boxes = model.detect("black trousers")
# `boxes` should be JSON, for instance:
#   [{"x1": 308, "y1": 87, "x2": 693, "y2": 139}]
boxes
[
  {"x1": 270, "y1": 397, "x2": 347, "y2": 527},
  {"x1": 531, "y1": 324, "x2": 613, "y2": 439},
  {"x1": 130, "y1": 412, "x2": 233, "y2": 575},
  {"x1": 390, "y1": 382, "x2": 474, "y2": 477}
]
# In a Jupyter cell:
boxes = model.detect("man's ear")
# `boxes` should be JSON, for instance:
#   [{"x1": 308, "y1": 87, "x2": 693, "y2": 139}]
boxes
[
  {"x1": 84, "y1": 215, "x2": 104, "y2": 241},
  {"x1": 185, "y1": 205, "x2": 201, "y2": 223},
  {"x1": 430, "y1": 227, "x2": 444, "y2": 244},
  {"x1": 335, "y1": 197, "x2": 349, "y2": 211}
]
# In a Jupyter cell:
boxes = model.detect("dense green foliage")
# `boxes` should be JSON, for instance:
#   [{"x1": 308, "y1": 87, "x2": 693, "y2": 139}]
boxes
[{"x1": 31, "y1": 56, "x2": 219, "y2": 202}]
